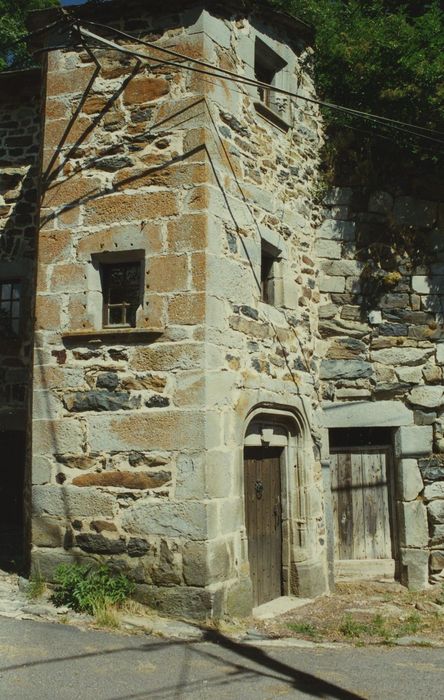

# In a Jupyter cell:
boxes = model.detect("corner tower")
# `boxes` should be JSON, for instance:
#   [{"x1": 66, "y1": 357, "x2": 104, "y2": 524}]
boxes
[{"x1": 30, "y1": 0, "x2": 327, "y2": 618}]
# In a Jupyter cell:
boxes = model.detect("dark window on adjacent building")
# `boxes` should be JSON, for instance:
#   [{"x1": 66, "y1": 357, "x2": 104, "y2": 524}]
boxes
[
  {"x1": 0, "y1": 281, "x2": 21, "y2": 336},
  {"x1": 260, "y1": 242, "x2": 280, "y2": 305},
  {"x1": 101, "y1": 262, "x2": 142, "y2": 327}
]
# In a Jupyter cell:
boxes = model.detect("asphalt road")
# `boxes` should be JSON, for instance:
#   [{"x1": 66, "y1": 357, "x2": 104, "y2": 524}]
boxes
[{"x1": 0, "y1": 616, "x2": 443, "y2": 700}]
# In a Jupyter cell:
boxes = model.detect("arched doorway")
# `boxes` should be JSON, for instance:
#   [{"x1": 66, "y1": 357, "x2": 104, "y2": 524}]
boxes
[
  {"x1": 243, "y1": 410, "x2": 304, "y2": 607},
  {"x1": 244, "y1": 445, "x2": 283, "y2": 605}
]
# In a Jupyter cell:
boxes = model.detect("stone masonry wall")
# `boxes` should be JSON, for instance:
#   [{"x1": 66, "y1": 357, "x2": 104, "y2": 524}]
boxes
[
  {"x1": 186, "y1": 9, "x2": 328, "y2": 600},
  {"x1": 21, "y1": 0, "x2": 444, "y2": 608},
  {"x1": 317, "y1": 186, "x2": 444, "y2": 586},
  {"x1": 31, "y1": 1, "x2": 329, "y2": 616},
  {"x1": 33, "y1": 7, "x2": 213, "y2": 617},
  {"x1": 28, "y1": 0, "x2": 444, "y2": 606}
]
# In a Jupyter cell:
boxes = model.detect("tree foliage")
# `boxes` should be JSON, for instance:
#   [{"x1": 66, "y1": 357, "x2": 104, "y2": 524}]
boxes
[
  {"x1": 0, "y1": 0, "x2": 59, "y2": 71},
  {"x1": 270, "y1": 0, "x2": 444, "y2": 174}
]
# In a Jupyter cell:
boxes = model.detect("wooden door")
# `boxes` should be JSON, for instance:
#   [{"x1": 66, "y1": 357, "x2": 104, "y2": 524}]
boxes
[
  {"x1": 330, "y1": 446, "x2": 395, "y2": 565},
  {"x1": 244, "y1": 447, "x2": 282, "y2": 607}
]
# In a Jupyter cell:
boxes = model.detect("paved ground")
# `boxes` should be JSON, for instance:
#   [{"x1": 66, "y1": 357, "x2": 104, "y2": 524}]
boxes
[
  {"x1": 1, "y1": 570, "x2": 444, "y2": 699},
  {"x1": 1, "y1": 616, "x2": 444, "y2": 700}
]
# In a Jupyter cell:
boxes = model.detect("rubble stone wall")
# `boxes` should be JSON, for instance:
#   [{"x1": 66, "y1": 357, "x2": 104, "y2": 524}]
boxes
[{"x1": 318, "y1": 185, "x2": 444, "y2": 587}]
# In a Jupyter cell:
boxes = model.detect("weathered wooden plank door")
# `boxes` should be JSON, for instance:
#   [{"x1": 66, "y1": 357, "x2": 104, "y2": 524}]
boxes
[
  {"x1": 330, "y1": 446, "x2": 394, "y2": 566},
  {"x1": 244, "y1": 447, "x2": 282, "y2": 607}
]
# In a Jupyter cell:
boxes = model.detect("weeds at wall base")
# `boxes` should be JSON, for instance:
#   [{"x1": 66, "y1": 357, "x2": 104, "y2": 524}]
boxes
[
  {"x1": 51, "y1": 563, "x2": 135, "y2": 619},
  {"x1": 26, "y1": 567, "x2": 46, "y2": 600}
]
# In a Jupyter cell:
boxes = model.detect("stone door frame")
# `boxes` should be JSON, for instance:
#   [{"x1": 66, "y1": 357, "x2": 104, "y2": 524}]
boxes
[{"x1": 243, "y1": 405, "x2": 316, "y2": 599}]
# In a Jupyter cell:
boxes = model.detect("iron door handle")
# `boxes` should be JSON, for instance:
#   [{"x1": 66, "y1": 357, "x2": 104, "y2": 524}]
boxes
[
  {"x1": 255, "y1": 480, "x2": 264, "y2": 499},
  {"x1": 273, "y1": 503, "x2": 281, "y2": 528}
]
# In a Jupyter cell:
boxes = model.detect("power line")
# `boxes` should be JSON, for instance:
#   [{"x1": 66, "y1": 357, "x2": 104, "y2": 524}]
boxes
[
  {"x1": 5, "y1": 9, "x2": 443, "y2": 146},
  {"x1": 76, "y1": 19, "x2": 444, "y2": 147},
  {"x1": 78, "y1": 25, "x2": 444, "y2": 150},
  {"x1": 21, "y1": 13, "x2": 444, "y2": 148}
]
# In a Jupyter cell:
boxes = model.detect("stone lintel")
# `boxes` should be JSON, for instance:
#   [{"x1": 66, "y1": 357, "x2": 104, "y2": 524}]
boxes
[{"x1": 322, "y1": 401, "x2": 414, "y2": 428}]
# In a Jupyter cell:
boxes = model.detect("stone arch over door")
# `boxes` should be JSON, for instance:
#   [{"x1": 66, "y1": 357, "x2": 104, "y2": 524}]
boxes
[{"x1": 243, "y1": 405, "x2": 328, "y2": 603}]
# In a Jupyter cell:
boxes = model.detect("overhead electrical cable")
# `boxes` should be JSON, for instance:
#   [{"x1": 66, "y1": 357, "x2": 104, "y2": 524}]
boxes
[
  {"x1": 75, "y1": 18, "x2": 444, "y2": 145},
  {"x1": 5, "y1": 9, "x2": 441, "y2": 143},
  {"x1": 76, "y1": 24, "x2": 444, "y2": 150}
]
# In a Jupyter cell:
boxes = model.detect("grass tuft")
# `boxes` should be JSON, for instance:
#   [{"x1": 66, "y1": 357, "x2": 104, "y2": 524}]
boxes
[
  {"x1": 93, "y1": 602, "x2": 121, "y2": 629},
  {"x1": 26, "y1": 568, "x2": 46, "y2": 600},
  {"x1": 286, "y1": 621, "x2": 320, "y2": 638},
  {"x1": 339, "y1": 614, "x2": 370, "y2": 638},
  {"x1": 397, "y1": 612, "x2": 422, "y2": 637}
]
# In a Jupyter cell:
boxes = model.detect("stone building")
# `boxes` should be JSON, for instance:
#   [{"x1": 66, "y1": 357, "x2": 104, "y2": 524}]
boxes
[{"x1": 0, "y1": 0, "x2": 443, "y2": 618}]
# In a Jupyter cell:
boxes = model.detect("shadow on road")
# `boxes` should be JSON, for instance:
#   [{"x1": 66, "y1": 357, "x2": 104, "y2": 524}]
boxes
[{"x1": 1, "y1": 622, "x2": 364, "y2": 699}]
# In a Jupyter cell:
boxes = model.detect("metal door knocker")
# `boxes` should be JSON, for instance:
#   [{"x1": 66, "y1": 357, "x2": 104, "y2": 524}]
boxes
[{"x1": 255, "y1": 480, "x2": 264, "y2": 499}]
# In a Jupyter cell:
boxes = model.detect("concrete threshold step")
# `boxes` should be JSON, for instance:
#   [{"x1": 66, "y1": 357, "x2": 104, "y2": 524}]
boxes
[{"x1": 253, "y1": 596, "x2": 313, "y2": 620}]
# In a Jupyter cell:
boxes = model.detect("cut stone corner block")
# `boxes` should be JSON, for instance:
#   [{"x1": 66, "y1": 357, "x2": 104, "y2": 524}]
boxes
[
  {"x1": 30, "y1": 547, "x2": 99, "y2": 581},
  {"x1": 182, "y1": 538, "x2": 234, "y2": 587},
  {"x1": 224, "y1": 576, "x2": 253, "y2": 618},
  {"x1": 398, "y1": 500, "x2": 429, "y2": 548},
  {"x1": 132, "y1": 575, "x2": 254, "y2": 621},
  {"x1": 395, "y1": 425, "x2": 433, "y2": 458},
  {"x1": 290, "y1": 558, "x2": 329, "y2": 598},
  {"x1": 397, "y1": 459, "x2": 424, "y2": 502},
  {"x1": 400, "y1": 548, "x2": 430, "y2": 591},
  {"x1": 133, "y1": 582, "x2": 225, "y2": 621}
]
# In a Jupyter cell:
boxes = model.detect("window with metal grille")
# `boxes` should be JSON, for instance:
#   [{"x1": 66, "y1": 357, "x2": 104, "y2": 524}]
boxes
[
  {"x1": 101, "y1": 262, "x2": 141, "y2": 328},
  {"x1": 0, "y1": 281, "x2": 21, "y2": 336}
]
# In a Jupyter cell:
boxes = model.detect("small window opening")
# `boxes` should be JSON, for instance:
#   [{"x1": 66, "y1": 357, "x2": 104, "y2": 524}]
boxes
[
  {"x1": 0, "y1": 281, "x2": 21, "y2": 336},
  {"x1": 255, "y1": 60, "x2": 277, "y2": 108},
  {"x1": 254, "y1": 38, "x2": 287, "y2": 112},
  {"x1": 101, "y1": 261, "x2": 141, "y2": 328},
  {"x1": 261, "y1": 242, "x2": 280, "y2": 305}
]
